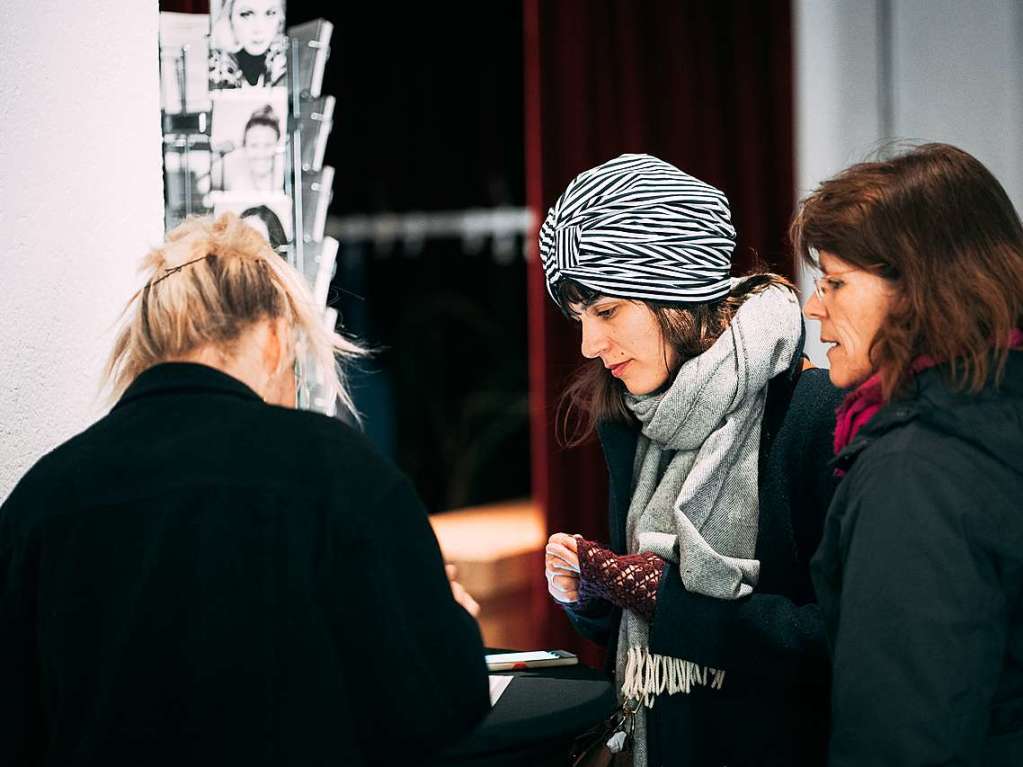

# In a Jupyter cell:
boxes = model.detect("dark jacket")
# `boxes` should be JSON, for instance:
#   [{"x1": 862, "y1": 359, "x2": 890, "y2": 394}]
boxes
[
  {"x1": 0, "y1": 362, "x2": 490, "y2": 767},
  {"x1": 566, "y1": 361, "x2": 843, "y2": 767},
  {"x1": 812, "y1": 352, "x2": 1023, "y2": 766}
]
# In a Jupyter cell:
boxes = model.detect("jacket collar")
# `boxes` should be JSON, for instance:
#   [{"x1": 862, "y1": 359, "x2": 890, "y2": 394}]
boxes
[
  {"x1": 831, "y1": 400, "x2": 919, "y2": 472},
  {"x1": 831, "y1": 351, "x2": 1023, "y2": 472},
  {"x1": 113, "y1": 362, "x2": 263, "y2": 411},
  {"x1": 831, "y1": 368, "x2": 942, "y2": 471}
]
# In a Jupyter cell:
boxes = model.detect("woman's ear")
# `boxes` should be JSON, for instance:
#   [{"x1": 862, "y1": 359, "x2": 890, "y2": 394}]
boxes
[
  {"x1": 262, "y1": 316, "x2": 293, "y2": 375},
  {"x1": 884, "y1": 281, "x2": 909, "y2": 321},
  {"x1": 261, "y1": 317, "x2": 297, "y2": 408}
]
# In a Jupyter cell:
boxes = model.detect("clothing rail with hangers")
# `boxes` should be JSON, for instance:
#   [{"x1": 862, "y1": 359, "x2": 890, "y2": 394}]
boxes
[{"x1": 325, "y1": 208, "x2": 536, "y2": 263}]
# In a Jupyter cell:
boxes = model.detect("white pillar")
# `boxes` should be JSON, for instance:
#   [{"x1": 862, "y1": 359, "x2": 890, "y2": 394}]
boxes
[
  {"x1": 890, "y1": 0, "x2": 1023, "y2": 213},
  {"x1": 794, "y1": 0, "x2": 886, "y2": 366},
  {"x1": 0, "y1": 1, "x2": 164, "y2": 500},
  {"x1": 794, "y1": 0, "x2": 1023, "y2": 369}
]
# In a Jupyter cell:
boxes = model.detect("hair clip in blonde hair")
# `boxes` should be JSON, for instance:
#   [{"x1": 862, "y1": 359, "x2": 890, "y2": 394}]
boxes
[{"x1": 148, "y1": 254, "x2": 212, "y2": 288}]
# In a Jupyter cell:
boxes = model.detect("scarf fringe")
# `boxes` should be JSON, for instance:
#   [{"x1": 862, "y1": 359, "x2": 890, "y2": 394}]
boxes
[{"x1": 622, "y1": 646, "x2": 726, "y2": 708}]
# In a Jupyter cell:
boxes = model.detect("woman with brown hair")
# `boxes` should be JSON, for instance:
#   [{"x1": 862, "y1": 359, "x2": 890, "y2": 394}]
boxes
[
  {"x1": 793, "y1": 143, "x2": 1023, "y2": 764},
  {"x1": 540, "y1": 154, "x2": 842, "y2": 766},
  {"x1": 0, "y1": 214, "x2": 489, "y2": 766}
]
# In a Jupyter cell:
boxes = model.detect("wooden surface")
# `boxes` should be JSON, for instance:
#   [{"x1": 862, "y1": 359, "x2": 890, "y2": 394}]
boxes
[{"x1": 430, "y1": 499, "x2": 545, "y2": 649}]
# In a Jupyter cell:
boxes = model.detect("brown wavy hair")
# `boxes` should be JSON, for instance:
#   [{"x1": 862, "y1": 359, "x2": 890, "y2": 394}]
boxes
[
  {"x1": 556, "y1": 272, "x2": 795, "y2": 446},
  {"x1": 791, "y1": 142, "x2": 1023, "y2": 401}
]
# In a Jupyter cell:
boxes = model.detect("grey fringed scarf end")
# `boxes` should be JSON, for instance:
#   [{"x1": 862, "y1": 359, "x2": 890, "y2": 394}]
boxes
[{"x1": 622, "y1": 647, "x2": 726, "y2": 708}]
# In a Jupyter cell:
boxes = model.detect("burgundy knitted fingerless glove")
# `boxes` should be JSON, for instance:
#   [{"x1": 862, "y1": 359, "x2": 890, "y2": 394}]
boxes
[{"x1": 576, "y1": 538, "x2": 664, "y2": 621}]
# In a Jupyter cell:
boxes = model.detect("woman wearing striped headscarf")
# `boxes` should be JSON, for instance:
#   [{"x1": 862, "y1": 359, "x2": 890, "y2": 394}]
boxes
[{"x1": 541, "y1": 154, "x2": 839, "y2": 767}]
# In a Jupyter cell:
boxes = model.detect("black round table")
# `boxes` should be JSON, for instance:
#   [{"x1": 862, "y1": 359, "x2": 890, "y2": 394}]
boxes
[{"x1": 438, "y1": 657, "x2": 616, "y2": 766}]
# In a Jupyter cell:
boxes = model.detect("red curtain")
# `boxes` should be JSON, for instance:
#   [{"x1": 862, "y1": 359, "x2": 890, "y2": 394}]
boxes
[
  {"x1": 160, "y1": 1, "x2": 209, "y2": 12},
  {"x1": 525, "y1": 0, "x2": 795, "y2": 666}
]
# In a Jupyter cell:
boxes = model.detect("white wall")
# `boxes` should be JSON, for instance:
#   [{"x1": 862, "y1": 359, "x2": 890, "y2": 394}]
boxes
[
  {"x1": 890, "y1": 0, "x2": 1023, "y2": 211},
  {"x1": 0, "y1": 1, "x2": 164, "y2": 501},
  {"x1": 795, "y1": 0, "x2": 1023, "y2": 366}
]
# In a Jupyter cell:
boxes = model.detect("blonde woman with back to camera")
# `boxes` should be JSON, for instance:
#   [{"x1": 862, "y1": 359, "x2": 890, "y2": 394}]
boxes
[{"x1": 0, "y1": 214, "x2": 489, "y2": 766}]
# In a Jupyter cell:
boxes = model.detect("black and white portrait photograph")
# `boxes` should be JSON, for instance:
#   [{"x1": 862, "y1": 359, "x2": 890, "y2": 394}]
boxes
[
  {"x1": 208, "y1": 0, "x2": 287, "y2": 90},
  {"x1": 210, "y1": 88, "x2": 287, "y2": 192},
  {"x1": 210, "y1": 191, "x2": 292, "y2": 255}
]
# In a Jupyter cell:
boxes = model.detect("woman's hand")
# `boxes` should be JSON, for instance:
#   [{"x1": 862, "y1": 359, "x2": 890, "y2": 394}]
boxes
[
  {"x1": 545, "y1": 533, "x2": 582, "y2": 603},
  {"x1": 445, "y1": 564, "x2": 480, "y2": 618}
]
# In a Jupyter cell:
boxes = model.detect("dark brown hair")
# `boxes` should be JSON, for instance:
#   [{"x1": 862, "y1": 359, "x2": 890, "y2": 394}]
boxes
[
  {"x1": 791, "y1": 142, "x2": 1023, "y2": 401},
  {"x1": 556, "y1": 273, "x2": 794, "y2": 446},
  {"x1": 243, "y1": 105, "x2": 281, "y2": 143}
]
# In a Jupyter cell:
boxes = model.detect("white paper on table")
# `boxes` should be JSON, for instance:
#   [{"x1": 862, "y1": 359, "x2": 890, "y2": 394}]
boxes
[{"x1": 488, "y1": 675, "x2": 513, "y2": 707}]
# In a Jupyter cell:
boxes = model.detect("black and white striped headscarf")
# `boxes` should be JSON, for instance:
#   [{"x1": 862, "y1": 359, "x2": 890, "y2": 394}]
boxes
[{"x1": 539, "y1": 154, "x2": 736, "y2": 306}]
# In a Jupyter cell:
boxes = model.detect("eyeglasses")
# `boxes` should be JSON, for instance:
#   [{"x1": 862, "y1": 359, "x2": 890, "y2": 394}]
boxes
[{"x1": 812, "y1": 268, "x2": 860, "y2": 301}]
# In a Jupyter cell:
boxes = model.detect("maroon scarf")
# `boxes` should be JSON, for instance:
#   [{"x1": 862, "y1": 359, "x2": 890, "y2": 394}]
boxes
[{"x1": 833, "y1": 330, "x2": 1023, "y2": 460}]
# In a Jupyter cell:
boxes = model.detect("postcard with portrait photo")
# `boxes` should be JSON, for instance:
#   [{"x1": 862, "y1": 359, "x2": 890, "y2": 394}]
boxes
[
  {"x1": 210, "y1": 88, "x2": 288, "y2": 193},
  {"x1": 209, "y1": 0, "x2": 287, "y2": 91},
  {"x1": 210, "y1": 191, "x2": 293, "y2": 256}
]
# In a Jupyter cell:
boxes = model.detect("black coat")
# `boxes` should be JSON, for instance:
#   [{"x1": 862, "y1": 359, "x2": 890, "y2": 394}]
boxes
[
  {"x1": 0, "y1": 362, "x2": 490, "y2": 767},
  {"x1": 565, "y1": 362, "x2": 843, "y2": 767},
  {"x1": 812, "y1": 352, "x2": 1023, "y2": 765}
]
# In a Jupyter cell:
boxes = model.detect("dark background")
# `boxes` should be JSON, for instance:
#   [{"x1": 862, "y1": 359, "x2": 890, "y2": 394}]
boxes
[
  {"x1": 304, "y1": 3, "x2": 531, "y2": 513},
  {"x1": 164, "y1": 0, "x2": 532, "y2": 513},
  {"x1": 162, "y1": 0, "x2": 796, "y2": 662}
]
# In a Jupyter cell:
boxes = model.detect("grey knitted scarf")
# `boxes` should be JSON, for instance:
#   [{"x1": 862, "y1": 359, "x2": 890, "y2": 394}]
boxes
[{"x1": 614, "y1": 282, "x2": 802, "y2": 767}]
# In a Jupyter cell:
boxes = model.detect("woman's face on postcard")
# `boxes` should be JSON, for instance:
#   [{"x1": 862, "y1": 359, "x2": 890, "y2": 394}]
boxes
[
  {"x1": 231, "y1": 0, "x2": 283, "y2": 56},
  {"x1": 243, "y1": 125, "x2": 278, "y2": 180}
]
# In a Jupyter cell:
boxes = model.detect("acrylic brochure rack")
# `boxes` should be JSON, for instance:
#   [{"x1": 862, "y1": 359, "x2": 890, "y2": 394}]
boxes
[{"x1": 159, "y1": 15, "x2": 341, "y2": 416}]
